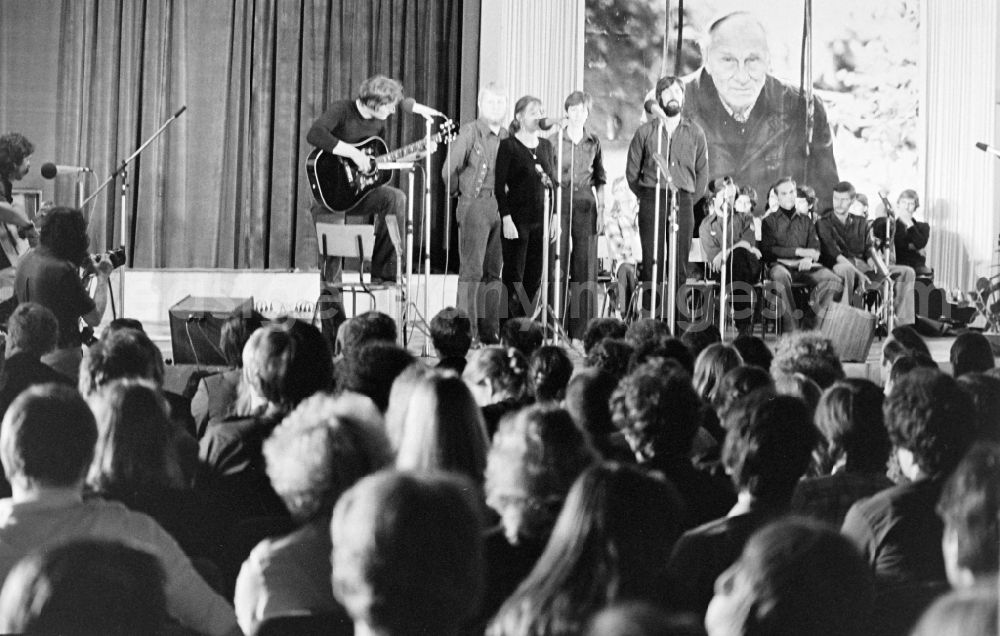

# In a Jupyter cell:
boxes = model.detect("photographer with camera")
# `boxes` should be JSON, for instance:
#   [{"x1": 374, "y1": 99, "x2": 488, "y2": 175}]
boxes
[{"x1": 14, "y1": 206, "x2": 113, "y2": 380}]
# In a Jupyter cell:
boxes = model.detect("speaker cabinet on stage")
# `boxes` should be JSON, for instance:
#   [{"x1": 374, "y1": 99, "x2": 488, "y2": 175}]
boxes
[
  {"x1": 819, "y1": 302, "x2": 876, "y2": 362},
  {"x1": 169, "y1": 296, "x2": 254, "y2": 365}
]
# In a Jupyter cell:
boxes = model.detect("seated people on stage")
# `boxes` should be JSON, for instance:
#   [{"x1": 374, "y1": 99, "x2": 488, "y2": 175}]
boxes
[
  {"x1": 234, "y1": 393, "x2": 391, "y2": 635},
  {"x1": 759, "y1": 177, "x2": 841, "y2": 331},
  {"x1": 307, "y1": 75, "x2": 415, "y2": 343},
  {"x1": 796, "y1": 184, "x2": 819, "y2": 220},
  {"x1": 0, "y1": 303, "x2": 72, "y2": 418},
  {"x1": 704, "y1": 519, "x2": 873, "y2": 636},
  {"x1": 609, "y1": 359, "x2": 735, "y2": 528},
  {"x1": 699, "y1": 176, "x2": 762, "y2": 336},
  {"x1": 430, "y1": 306, "x2": 472, "y2": 375},
  {"x1": 14, "y1": 206, "x2": 113, "y2": 380},
  {"x1": 331, "y1": 471, "x2": 485, "y2": 636},
  {"x1": 199, "y1": 319, "x2": 334, "y2": 522},
  {"x1": 0, "y1": 539, "x2": 168, "y2": 636},
  {"x1": 0, "y1": 133, "x2": 39, "y2": 295},
  {"x1": 603, "y1": 176, "x2": 642, "y2": 318},
  {"x1": 0, "y1": 384, "x2": 239, "y2": 636},
  {"x1": 842, "y1": 369, "x2": 976, "y2": 589},
  {"x1": 190, "y1": 311, "x2": 264, "y2": 438},
  {"x1": 664, "y1": 393, "x2": 818, "y2": 616},
  {"x1": 872, "y1": 189, "x2": 932, "y2": 276},
  {"x1": 816, "y1": 180, "x2": 916, "y2": 325},
  {"x1": 936, "y1": 442, "x2": 1000, "y2": 589}
]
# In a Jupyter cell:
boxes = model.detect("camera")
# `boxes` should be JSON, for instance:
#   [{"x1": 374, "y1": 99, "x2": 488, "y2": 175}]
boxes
[{"x1": 93, "y1": 247, "x2": 127, "y2": 270}]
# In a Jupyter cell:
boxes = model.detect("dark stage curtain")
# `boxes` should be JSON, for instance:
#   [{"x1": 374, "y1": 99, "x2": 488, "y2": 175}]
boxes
[{"x1": 32, "y1": 0, "x2": 472, "y2": 269}]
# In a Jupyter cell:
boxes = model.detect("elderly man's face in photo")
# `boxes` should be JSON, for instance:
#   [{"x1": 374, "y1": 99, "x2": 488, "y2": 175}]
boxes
[{"x1": 705, "y1": 16, "x2": 770, "y2": 113}]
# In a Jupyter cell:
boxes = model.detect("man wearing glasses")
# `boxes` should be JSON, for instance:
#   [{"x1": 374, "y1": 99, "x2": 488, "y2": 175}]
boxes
[{"x1": 682, "y1": 11, "x2": 839, "y2": 215}]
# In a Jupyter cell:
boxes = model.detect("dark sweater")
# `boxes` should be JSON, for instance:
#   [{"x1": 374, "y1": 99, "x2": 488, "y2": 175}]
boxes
[{"x1": 495, "y1": 136, "x2": 557, "y2": 229}]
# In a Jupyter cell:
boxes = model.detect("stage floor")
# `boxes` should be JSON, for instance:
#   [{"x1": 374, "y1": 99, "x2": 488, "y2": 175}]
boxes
[{"x1": 114, "y1": 268, "x2": 974, "y2": 380}]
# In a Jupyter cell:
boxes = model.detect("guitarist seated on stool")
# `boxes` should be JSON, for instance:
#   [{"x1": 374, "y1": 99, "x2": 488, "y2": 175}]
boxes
[
  {"x1": 14, "y1": 207, "x2": 113, "y2": 381},
  {"x1": 306, "y1": 75, "x2": 434, "y2": 343},
  {"x1": 0, "y1": 133, "x2": 40, "y2": 302}
]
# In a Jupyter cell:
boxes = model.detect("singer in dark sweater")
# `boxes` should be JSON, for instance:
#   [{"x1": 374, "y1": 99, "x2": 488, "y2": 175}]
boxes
[{"x1": 495, "y1": 95, "x2": 557, "y2": 322}]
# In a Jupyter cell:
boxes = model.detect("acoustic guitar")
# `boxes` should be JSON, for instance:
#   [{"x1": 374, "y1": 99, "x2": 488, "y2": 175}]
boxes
[{"x1": 305, "y1": 121, "x2": 456, "y2": 213}]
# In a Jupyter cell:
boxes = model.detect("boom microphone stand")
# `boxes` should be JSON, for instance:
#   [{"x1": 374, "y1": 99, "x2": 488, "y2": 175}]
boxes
[{"x1": 81, "y1": 105, "x2": 187, "y2": 318}]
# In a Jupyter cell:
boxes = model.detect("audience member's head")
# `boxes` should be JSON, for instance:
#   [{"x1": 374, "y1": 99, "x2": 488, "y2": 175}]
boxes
[
  {"x1": 681, "y1": 324, "x2": 721, "y2": 361},
  {"x1": 584, "y1": 337, "x2": 633, "y2": 380},
  {"x1": 0, "y1": 539, "x2": 166, "y2": 636},
  {"x1": 500, "y1": 318, "x2": 544, "y2": 357},
  {"x1": 705, "y1": 518, "x2": 873, "y2": 636},
  {"x1": 950, "y1": 331, "x2": 995, "y2": 378},
  {"x1": 885, "y1": 353, "x2": 939, "y2": 396},
  {"x1": 430, "y1": 307, "x2": 472, "y2": 360},
  {"x1": 722, "y1": 393, "x2": 819, "y2": 506},
  {"x1": 731, "y1": 334, "x2": 772, "y2": 370},
  {"x1": 1, "y1": 385, "x2": 96, "y2": 492},
  {"x1": 811, "y1": 379, "x2": 888, "y2": 475},
  {"x1": 711, "y1": 366, "x2": 775, "y2": 422},
  {"x1": 910, "y1": 585, "x2": 998, "y2": 636},
  {"x1": 485, "y1": 405, "x2": 597, "y2": 545},
  {"x1": 586, "y1": 602, "x2": 706, "y2": 636},
  {"x1": 610, "y1": 360, "x2": 703, "y2": 461},
  {"x1": 340, "y1": 311, "x2": 397, "y2": 356},
  {"x1": 331, "y1": 471, "x2": 484, "y2": 636},
  {"x1": 462, "y1": 346, "x2": 528, "y2": 407},
  {"x1": 383, "y1": 363, "x2": 432, "y2": 443},
  {"x1": 583, "y1": 318, "x2": 627, "y2": 355},
  {"x1": 956, "y1": 373, "x2": 1000, "y2": 442},
  {"x1": 624, "y1": 318, "x2": 671, "y2": 349},
  {"x1": 693, "y1": 343, "x2": 743, "y2": 402},
  {"x1": 771, "y1": 331, "x2": 844, "y2": 389},
  {"x1": 219, "y1": 311, "x2": 265, "y2": 368},
  {"x1": 5, "y1": 302, "x2": 58, "y2": 359},
  {"x1": 563, "y1": 369, "x2": 620, "y2": 458},
  {"x1": 528, "y1": 345, "x2": 573, "y2": 403},
  {"x1": 489, "y1": 463, "x2": 684, "y2": 636},
  {"x1": 86, "y1": 380, "x2": 182, "y2": 495},
  {"x1": 242, "y1": 319, "x2": 334, "y2": 414},
  {"x1": 884, "y1": 369, "x2": 975, "y2": 480},
  {"x1": 773, "y1": 371, "x2": 822, "y2": 416},
  {"x1": 264, "y1": 393, "x2": 392, "y2": 524},
  {"x1": 881, "y1": 325, "x2": 932, "y2": 382},
  {"x1": 79, "y1": 328, "x2": 164, "y2": 397},
  {"x1": 102, "y1": 318, "x2": 145, "y2": 337},
  {"x1": 337, "y1": 341, "x2": 413, "y2": 412},
  {"x1": 936, "y1": 442, "x2": 1000, "y2": 588},
  {"x1": 629, "y1": 335, "x2": 694, "y2": 375},
  {"x1": 35, "y1": 206, "x2": 88, "y2": 264},
  {"x1": 392, "y1": 373, "x2": 489, "y2": 486}
]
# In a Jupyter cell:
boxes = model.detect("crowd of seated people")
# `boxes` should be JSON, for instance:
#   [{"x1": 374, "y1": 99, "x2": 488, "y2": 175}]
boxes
[{"x1": 0, "y1": 293, "x2": 994, "y2": 636}]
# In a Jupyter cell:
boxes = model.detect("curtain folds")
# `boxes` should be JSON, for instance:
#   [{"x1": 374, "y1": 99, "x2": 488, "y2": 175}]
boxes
[
  {"x1": 922, "y1": 0, "x2": 999, "y2": 291},
  {"x1": 8, "y1": 0, "x2": 471, "y2": 270}
]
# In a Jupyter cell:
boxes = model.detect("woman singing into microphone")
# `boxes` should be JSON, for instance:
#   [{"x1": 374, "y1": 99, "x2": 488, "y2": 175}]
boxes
[{"x1": 496, "y1": 95, "x2": 557, "y2": 323}]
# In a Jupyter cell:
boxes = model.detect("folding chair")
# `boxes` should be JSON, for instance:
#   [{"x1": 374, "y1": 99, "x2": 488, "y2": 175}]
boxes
[{"x1": 312, "y1": 222, "x2": 394, "y2": 325}]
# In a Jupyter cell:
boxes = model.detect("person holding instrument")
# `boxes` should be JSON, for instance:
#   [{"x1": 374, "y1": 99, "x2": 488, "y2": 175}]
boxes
[{"x1": 496, "y1": 95, "x2": 557, "y2": 323}]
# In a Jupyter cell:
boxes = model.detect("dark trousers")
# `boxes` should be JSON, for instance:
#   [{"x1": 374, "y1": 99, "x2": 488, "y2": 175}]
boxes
[
  {"x1": 637, "y1": 187, "x2": 694, "y2": 315},
  {"x1": 502, "y1": 221, "x2": 545, "y2": 321},
  {"x1": 312, "y1": 185, "x2": 406, "y2": 345},
  {"x1": 552, "y1": 189, "x2": 599, "y2": 339},
  {"x1": 711, "y1": 248, "x2": 762, "y2": 329},
  {"x1": 457, "y1": 195, "x2": 503, "y2": 342}
]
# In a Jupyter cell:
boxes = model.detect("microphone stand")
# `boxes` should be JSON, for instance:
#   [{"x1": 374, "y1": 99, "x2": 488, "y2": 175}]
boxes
[
  {"x1": 81, "y1": 105, "x2": 187, "y2": 319},
  {"x1": 718, "y1": 199, "x2": 730, "y2": 340},
  {"x1": 553, "y1": 123, "x2": 565, "y2": 341}
]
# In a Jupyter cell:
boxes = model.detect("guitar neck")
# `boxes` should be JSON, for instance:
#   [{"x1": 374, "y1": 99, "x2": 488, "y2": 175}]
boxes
[{"x1": 376, "y1": 139, "x2": 427, "y2": 163}]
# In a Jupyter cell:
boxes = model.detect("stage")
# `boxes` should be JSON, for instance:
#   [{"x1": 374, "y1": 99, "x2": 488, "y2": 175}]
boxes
[{"x1": 115, "y1": 269, "x2": 983, "y2": 386}]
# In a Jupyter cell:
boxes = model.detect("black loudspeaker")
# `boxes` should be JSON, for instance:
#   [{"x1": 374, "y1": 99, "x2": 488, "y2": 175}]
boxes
[{"x1": 169, "y1": 296, "x2": 254, "y2": 365}]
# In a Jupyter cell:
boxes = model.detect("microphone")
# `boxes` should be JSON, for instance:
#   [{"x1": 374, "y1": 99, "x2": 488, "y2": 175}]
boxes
[
  {"x1": 40, "y1": 163, "x2": 92, "y2": 179},
  {"x1": 537, "y1": 117, "x2": 567, "y2": 131},
  {"x1": 644, "y1": 99, "x2": 681, "y2": 119},
  {"x1": 975, "y1": 142, "x2": 1000, "y2": 159},
  {"x1": 401, "y1": 97, "x2": 445, "y2": 118}
]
